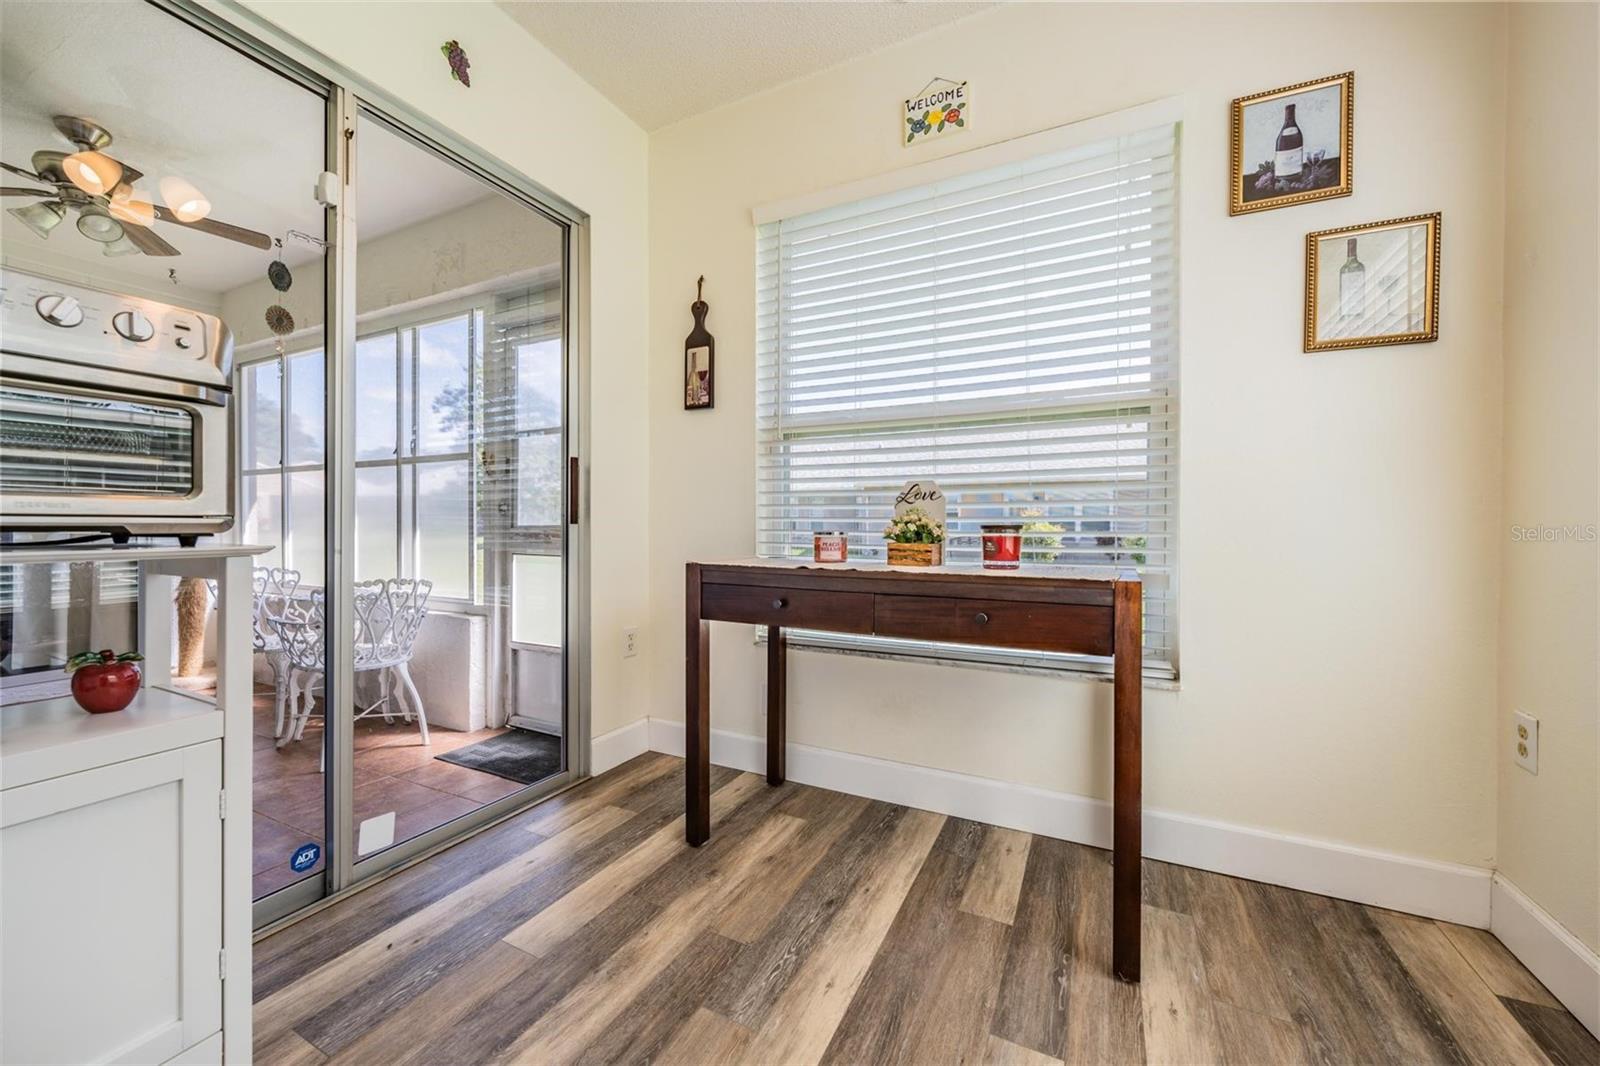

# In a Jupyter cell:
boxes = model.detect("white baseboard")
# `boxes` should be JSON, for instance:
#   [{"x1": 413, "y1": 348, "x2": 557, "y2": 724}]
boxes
[
  {"x1": 590, "y1": 717, "x2": 650, "y2": 775},
  {"x1": 644, "y1": 719, "x2": 1492, "y2": 928},
  {"x1": 1491, "y1": 874, "x2": 1600, "y2": 1038}
]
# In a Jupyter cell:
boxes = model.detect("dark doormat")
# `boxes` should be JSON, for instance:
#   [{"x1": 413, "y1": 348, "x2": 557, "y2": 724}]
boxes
[{"x1": 437, "y1": 729, "x2": 561, "y2": 785}]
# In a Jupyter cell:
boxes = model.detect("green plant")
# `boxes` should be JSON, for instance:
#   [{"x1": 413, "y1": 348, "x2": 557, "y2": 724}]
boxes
[
  {"x1": 882, "y1": 507, "x2": 944, "y2": 544},
  {"x1": 1020, "y1": 518, "x2": 1064, "y2": 563}
]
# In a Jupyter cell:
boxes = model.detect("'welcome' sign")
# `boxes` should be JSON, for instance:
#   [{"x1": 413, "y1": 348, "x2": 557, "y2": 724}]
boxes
[{"x1": 904, "y1": 78, "x2": 969, "y2": 146}]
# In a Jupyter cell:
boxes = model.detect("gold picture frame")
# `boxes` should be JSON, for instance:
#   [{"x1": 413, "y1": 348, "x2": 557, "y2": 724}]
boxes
[
  {"x1": 1230, "y1": 71, "x2": 1354, "y2": 216},
  {"x1": 1305, "y1": 213, "x2": 1441, "y2": 352}
]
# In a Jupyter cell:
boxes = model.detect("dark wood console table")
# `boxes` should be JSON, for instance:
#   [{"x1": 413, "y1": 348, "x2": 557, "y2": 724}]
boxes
[{"x1": 685, "y1": 558, "x2": 1144, "y2": 981}]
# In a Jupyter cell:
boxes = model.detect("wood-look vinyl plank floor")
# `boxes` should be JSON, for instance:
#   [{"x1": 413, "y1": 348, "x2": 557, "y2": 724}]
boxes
[{"x1": 256, "y1": 752, "x2": 1597, "y2": 1066}]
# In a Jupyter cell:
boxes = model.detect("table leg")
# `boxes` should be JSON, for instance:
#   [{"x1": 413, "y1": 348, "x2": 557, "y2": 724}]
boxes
[
  {"x1": 686, "y1": 564, "x2": 711, "y2": 846},
  {"x1": 1112, "y1": 578, "x2": 1143, "y2": 982},
  {"x1": 767, "y1": 626, "x2": 786, "y2": 785}
]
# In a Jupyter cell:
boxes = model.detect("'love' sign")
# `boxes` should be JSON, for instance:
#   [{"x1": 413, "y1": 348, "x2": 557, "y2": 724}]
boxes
[{"x1": 893, "y1": 480, "x2": 947, "y2": 525}]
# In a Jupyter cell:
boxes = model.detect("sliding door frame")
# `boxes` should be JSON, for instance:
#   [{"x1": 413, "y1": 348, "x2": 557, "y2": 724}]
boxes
[
  {"x1": 149, "y1": 0, "x2": 593, "y2": 928},
  {"x1": 341, "y1": 104, "x2": 584, "y2": 887}
]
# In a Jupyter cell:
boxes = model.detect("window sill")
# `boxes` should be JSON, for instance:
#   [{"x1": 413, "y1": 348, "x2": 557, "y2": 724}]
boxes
[{"x1": 753, "y1": 628, "x2": 1180, "y2": 691}]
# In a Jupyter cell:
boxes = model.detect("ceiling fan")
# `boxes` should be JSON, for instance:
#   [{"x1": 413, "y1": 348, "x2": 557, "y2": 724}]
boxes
[{"x1": 2, "y1": 115, "x2": 272, "y2": 258}]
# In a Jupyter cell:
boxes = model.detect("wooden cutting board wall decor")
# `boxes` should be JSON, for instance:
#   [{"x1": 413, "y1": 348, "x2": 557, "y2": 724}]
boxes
[{"x1": 684, "y1": 275, "x2": 715, "y2": 410}]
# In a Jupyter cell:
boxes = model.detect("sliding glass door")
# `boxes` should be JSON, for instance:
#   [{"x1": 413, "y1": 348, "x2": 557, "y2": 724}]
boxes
[
  {"x1": 0, "y1": 0, "x2": 581, "y2": 931},
  {"x1": 251, "y1": 103, "x2": 576, "y2": 923},
  {"x1": 333, "y1": 109, "x2": 573, "y2": 887}
]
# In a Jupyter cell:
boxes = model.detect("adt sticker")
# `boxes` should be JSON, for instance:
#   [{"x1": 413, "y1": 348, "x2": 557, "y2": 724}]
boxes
[{"x1": 290, "y1": 843, "x2": 321, "y2": 873}]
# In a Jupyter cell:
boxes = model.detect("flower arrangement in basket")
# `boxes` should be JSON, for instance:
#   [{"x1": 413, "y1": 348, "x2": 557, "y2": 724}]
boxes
[{"x1": 883, "y1": 506, "x2": 944, "y2": 567}]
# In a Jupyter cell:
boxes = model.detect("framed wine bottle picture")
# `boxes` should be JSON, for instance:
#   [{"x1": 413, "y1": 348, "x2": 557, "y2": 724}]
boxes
[
  {"x1": 1230, "y1": 71, "x2": 1354, "y2": 216},
  {"x1": 1304, "y1": 213, "x2": 1441, "y2": 352}
]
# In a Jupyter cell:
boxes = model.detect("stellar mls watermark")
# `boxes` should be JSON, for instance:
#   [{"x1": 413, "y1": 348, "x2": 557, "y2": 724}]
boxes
[{"x1": 1509, "y1": 523, "x2": 1598, "y2": 543}]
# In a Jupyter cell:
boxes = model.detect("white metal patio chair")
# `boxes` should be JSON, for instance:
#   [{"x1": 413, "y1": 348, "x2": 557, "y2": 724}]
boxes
[
  {"x1": 251, "y1": 566, "x2": 301, "y2": 740},
  {"x1": 269, "y1": 578, "x2": 434, "y2": 752}
]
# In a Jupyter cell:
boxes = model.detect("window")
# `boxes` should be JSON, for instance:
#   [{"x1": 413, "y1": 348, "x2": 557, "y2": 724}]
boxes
[
  {"x1": 353, "y1": 313, "x2": 477, "y2": 601},
  {"x1": 238, "y1": 287, "x2": 562, "y2": 606},
  {"x1": 239, "y1": 311, "x2": 477, "y2": 600},
  {"x1": 240, "y1": 350, "x2": 325, "y2": 584},
  {"x1": 483, "y1": 286, "x2": 564, "y2": 530},
  {"x1": 756, "y1": 121, "x2": 1178, "y2": 677},
  {"x1": 482, "y1": 285, "x2": 566, "y2": 646}
]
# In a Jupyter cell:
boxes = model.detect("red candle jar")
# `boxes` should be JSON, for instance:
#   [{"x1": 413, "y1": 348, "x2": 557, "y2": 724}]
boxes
[
  {"x1": 981, "y1": 524, "x2": 1022, "y2": 569},
  {"x1": 813, "y1": 531, "x2": 847, "y2": 563}
]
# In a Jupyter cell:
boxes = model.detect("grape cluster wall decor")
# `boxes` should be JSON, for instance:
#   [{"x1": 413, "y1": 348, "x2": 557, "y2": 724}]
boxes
[{"x1": 442, "y1": 39, "x2": 471, "y2": 87}]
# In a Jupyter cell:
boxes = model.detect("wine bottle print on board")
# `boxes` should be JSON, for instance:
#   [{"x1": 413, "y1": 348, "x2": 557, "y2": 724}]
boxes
[
  {"x1": 1339, "y1": 237, "x2": 1366, "y2": 320},
  {"x1": 1275, "y1": 103, "x2": 1304, "y2": 183}
]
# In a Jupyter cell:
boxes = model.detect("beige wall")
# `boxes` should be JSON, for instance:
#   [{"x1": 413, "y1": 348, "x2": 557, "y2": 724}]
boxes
[
  {"x1": 231, "y1": 1, "x2": 1596, "y2": 931},
  {"x1": 647, "y1": 2, "x2": 1509, "y2": 867},
  {"x1": 1498, "y1": 2, "x2": 1600, "y2": 952},
  {"x1": 241, "y1": 0, "x2": 652, "y2": 741}
]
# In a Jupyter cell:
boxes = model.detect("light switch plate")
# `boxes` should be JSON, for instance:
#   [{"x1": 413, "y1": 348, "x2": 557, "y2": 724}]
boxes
[{"x1": 1513, "y1": 710, "x2": 1539, "y2": 774}]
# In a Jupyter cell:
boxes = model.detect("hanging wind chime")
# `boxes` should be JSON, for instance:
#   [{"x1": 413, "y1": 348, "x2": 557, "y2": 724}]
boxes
[{"x1": 264, "y1": 238, "x2": 294, "y2": 355}]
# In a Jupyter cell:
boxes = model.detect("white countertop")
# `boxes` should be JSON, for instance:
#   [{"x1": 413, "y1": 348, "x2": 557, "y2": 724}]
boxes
[
  {"x1": 0, "y1": 543, "x2": 273, "y2": 566},
  {"x1": 1, "y1": 687, "x2": 223, "y2": 789}
]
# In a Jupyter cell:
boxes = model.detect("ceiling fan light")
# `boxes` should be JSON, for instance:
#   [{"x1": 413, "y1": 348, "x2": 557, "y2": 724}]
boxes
[
  {"x1": 108, "y1": 197, "x2": 155, "y2": 227},
  {"x1": 76, "y1": 205, "x2": 125, "y2": 243},
  {"x1": 102, "y1": 234, "x2": 141, "y2": 257},
  {"x1": 62, "y1": 150, "x2": 122, "y2": 196},
  {"x1": 7, "y1": 201, "x2": 67, "y2": 239},
  {"x1": 159, "y1": 176, "x2": 210, "y2": 222}
]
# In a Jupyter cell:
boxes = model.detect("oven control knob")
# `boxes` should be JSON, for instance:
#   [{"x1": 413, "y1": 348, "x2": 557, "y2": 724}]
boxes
[
  {"x1": 35, "y1": 293, "x2": 84, "y2": 328},
  {"x1": 113, "y1": 308, "x2": 155, "y2": 342}
]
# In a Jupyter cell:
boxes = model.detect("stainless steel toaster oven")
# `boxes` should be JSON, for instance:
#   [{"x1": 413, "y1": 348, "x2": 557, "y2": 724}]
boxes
[{"x1": 0, "y1": 267, "x2": 234, "y2": 542}]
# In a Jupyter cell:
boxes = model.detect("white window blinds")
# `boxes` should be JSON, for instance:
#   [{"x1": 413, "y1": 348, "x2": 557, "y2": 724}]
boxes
[{"x1": 756, "y1": 122, "x2": 1178, "y2": 674}]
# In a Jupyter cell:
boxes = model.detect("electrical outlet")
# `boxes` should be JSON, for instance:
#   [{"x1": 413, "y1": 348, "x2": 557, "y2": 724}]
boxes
[
  {"x1": 623, "y1": 627, "x2": 639, "y2": 658},
  {"x1": 1513, "y1": 710, "x2": 1539, "y2": 774}
]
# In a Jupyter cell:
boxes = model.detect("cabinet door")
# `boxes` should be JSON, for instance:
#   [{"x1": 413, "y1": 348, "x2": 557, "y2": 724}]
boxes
[{"x1": 2, "y1": 742, "x2": 222, "y2": 1065}]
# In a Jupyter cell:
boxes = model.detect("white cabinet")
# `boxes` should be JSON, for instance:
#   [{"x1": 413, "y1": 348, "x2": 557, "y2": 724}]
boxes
[
  {"x1": 0, "y1": 544, "x2": 263, "y2": 1065},
  {"x1": 1, "y1": 743, "x2": 222, "y2": 1065}
]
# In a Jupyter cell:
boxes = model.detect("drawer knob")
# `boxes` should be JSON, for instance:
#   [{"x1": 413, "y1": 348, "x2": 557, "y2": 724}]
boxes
[
  {"x1": 974, "y1": 612, "x2": 989, "y2": 625},
  {"x1": 771, "y1": 598, "x2": 786, "y2": 610}
]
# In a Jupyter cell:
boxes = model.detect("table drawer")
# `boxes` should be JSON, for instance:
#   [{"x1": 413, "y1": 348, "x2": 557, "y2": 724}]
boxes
[
  {"x1": 701, "y1": 583, "x2": 874, "y2": 633},
  {"x1": 874, "y1": 595, "x2": 1114, "y2": 656}
]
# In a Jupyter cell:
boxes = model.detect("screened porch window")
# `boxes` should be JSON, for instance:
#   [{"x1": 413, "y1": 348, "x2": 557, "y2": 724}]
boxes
[{"x1": 238, "y1": 310, "x2": 479, "y2": 601}]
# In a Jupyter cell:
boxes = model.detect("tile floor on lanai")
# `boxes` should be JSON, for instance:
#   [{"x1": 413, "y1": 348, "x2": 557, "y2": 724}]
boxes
[{"x1": 250, "y1": 686, "x2": 527, "y2": 899}]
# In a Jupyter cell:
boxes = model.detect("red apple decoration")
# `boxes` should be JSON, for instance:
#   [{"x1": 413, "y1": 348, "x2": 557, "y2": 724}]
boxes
[{"x1": 65, "y1": 649, "x2": 144, "y2": 714}]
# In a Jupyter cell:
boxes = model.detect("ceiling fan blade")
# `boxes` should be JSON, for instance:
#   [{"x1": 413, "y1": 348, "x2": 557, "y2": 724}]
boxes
[
  {"x1": 1, "y1": 187, "x2": 53, "y2": 197},
  {"x1": 1, "y1": 161, "x2": 49, "y2": 183},
  {"x1": 151, "y1": 204, "x2": 271, "y2": 250},
  {"x1": 120, "y1": 221, "x2": 181, "y2": 257}
]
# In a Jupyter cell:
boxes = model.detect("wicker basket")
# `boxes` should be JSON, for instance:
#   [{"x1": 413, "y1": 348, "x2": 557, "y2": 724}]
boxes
[{"x1": 886, "y1": 542, "x2": 943, "y2": 567}]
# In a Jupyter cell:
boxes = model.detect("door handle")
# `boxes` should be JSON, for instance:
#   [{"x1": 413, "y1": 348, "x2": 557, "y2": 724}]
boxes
[{"x1": 568, "y1": 457, "x2": 579, "y2": 525}]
